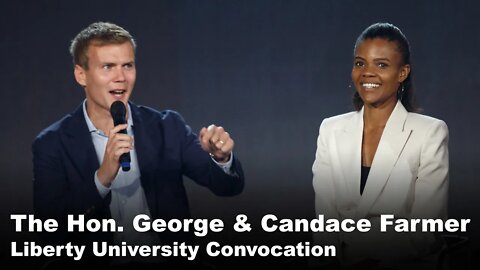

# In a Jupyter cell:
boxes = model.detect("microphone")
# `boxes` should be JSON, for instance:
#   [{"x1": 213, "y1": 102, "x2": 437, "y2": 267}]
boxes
[{"x1": 110, "y1": 101, "x2": 131, "y2": 172}]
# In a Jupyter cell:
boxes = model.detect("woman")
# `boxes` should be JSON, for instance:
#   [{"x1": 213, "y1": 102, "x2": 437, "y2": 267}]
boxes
[{"x1": 312, "y1": 22, "x2": 449, "y2": 269}]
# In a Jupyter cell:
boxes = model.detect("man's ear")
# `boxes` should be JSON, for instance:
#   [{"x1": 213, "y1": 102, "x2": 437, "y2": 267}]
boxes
[
  {"x1": 399, "y1": 64, "x2": 411, "y2": 83},
  {"x1": 74, "y1": 65, "x2": 86, "y2": 87}
]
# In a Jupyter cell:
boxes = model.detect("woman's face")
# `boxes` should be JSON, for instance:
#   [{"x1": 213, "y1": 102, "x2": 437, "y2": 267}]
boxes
[{"x1": 351, "y1": 38, "x2": 410, "y2": 109}]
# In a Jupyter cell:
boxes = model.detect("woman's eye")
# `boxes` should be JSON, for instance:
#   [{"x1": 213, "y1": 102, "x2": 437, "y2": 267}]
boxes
[
  {"x1": 354, "y1": 61, "x2": 364, "y2": 67},
  {"x1": 378, "y1": 62, "x2": 388, "y2": 68}
]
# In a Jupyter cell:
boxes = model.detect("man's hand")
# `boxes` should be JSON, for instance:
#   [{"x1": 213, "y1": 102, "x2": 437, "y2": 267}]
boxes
[
  {"x1": 199, "y1": 124, "x2": 234, "y2": 163},
  {"x1": 97, "y1": 124, "x2": 133, "y2": 187}
]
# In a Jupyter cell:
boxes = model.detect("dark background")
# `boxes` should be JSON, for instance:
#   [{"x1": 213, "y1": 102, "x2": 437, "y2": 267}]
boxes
[{"x1": 1, "y1": 0, "x2": 479, "y2": 268}]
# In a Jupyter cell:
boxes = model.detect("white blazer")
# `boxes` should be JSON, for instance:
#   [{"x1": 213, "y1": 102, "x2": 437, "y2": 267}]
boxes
[{"x1": 312, "y1": 101, "x2": 449, "y2": 264}]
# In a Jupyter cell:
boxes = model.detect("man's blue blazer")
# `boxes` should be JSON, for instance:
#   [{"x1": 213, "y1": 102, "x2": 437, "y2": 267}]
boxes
[{"x1": 33, "y1": 102, "x2": 244, "y2": 243}]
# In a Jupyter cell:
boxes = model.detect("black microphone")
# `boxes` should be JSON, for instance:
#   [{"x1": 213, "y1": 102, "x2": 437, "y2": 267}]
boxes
[{"x1": 110, "y1": 101, "x2": 131, "y2": 172}]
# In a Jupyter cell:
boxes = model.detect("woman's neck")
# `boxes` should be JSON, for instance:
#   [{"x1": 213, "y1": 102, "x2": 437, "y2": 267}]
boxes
[{"x1": 363, "y1": 101, "x2": 396, "y2": 130}]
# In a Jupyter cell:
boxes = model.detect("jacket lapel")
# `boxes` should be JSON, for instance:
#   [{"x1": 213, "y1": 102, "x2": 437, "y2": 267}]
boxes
[
  {"x1": 355, "y1": 101, "x2": 412, "y2": 218},
  {"x1": 130, "y1": 102, "x2": 164, "y2": 177},
  {"x1": 129, "y1": 102, "x2": 163, "y2": 216},
  {"x1": 60, "y1": 103, "x2": 99, "y2": 183},
  {"x1": 334, "y1": 109, "x2": 364, "y2": 204}
]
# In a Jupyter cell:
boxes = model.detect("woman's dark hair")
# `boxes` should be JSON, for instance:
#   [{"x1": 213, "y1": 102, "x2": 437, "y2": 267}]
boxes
[{"x1": 352, "y1": 22, "x2": 419, "y2": 112}]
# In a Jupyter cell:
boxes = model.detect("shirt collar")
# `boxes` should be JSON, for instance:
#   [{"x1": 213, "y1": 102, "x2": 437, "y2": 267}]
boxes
[{"x1": 82, "y1": 99, "x2": 134, "y2": 134}]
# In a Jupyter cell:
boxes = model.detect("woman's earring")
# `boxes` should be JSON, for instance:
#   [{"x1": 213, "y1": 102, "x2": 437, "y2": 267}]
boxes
[{"x1": 397, "y1": 83, "x2": 405, "y2": 100}]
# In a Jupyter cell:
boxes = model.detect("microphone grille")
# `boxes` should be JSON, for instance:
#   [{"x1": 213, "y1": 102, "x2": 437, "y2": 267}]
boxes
[{"x1": 110, "y1": 101, "x2": 126, "y2": 118}]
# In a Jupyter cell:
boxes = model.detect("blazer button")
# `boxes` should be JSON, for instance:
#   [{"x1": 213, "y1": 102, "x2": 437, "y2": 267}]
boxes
[{"x1": 85, "y1": 206, "x2": 95, "y2": 214}]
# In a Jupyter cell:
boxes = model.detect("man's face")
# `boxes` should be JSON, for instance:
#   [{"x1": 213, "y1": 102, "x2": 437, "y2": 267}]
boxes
[{"x1": 75, "y1": 42, "x2": 136, "y2": 118}]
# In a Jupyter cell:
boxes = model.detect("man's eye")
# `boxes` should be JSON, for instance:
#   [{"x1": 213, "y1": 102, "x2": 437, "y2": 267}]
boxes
[
  {"x1": 123, "y1": 64, "x2": 134, "y2": 69},
  {"x1": 103, "y1": 65, "x2": 112, "y2": 70}
]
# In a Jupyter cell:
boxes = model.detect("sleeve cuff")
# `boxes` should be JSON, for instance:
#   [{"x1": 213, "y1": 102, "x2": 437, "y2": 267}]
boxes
[
  {"x1": 211, "y1": 152, "x2": 234, "y2": 175},
  {"x1": 94, "y1": 170, "x2": 111, "y2": 198}
]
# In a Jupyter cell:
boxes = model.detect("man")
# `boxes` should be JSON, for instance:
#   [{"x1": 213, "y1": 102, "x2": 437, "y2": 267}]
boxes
[{"x1": 33, "y1": 22, "x2": 244, "y2": 268}]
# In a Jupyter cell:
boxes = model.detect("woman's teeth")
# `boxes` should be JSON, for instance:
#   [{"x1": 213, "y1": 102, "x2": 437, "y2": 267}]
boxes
[{"x1": 362, "y1": 83, "x2": 380, "y2": 89}]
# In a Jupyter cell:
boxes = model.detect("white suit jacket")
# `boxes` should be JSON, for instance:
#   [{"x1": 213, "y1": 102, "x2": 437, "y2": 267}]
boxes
[{"x1": 312, "y1": 101, "x2": 449, "y2": 263}]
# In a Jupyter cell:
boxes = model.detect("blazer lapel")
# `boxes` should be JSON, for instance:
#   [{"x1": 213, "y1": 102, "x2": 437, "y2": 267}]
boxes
[
  {"x1": 129, "y1": 102, "x2": 163, "y2": 216},
  {"x1": 129, "y1": 103, "x2": 163, "y2": 176},
  {"x1": 61, "y1": 103, "x2": 99, "y2": 183},
  {"x1": 356, "y1": 101, "x2": 412, "y2": 218},
  {"x1": 334, "y1": 109, "x2": 364, "y2": 205}
]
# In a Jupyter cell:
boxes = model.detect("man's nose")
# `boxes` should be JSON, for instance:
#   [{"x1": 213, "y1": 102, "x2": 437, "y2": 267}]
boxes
[{"x1": 114, "y1": 67, "x2": 126, "y2": 82}]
